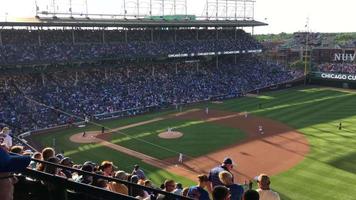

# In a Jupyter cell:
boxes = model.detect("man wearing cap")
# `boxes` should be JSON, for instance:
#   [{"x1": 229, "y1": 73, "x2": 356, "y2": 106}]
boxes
[
  {"x1": 256, "y1": 174, "x2": 280, "y2": 200},
  {"x1": 208, "y1": 158, "x2": 235, "y2": 188},
  {"x1": 0, "y1": 145, "x2": 31, "y2": 200},
  {"x1": 187, "y1": 174, "x2": 211, "y2": 200}
]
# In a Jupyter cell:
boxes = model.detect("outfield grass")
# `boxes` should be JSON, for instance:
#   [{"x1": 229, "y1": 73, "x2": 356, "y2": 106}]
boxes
[
  {"x1": 209, "y1": 86, "x2": 356, "y2": 200},
  {"x1": 32, "y1": 86, "x2": 356, "y2": 199}
]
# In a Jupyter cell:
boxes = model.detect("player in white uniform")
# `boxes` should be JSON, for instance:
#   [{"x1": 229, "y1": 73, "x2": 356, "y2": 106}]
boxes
[
  {"x1": 205, "y1": 107, "x2": 209, "y2": 115},
  {"x1": 178, "y1": 153, "x2": 183, "y2": 163},
  {"x1": 259, "y1": 125, "x2": 264, "y2": 134}
]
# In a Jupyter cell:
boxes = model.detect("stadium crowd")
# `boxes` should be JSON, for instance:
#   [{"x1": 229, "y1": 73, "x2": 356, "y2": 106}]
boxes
[
  {"x1": 314, "y1": 63, "x2": 356, "y2": 74},
  {"x1": 0, "y1": 56, "x2": 298, "y2": 133},
  {"x1": 0, "y1": 29, "x2": 261, "y2": 65},
  {"x1": 0, "y1": 133, "x2": 281, "y2": 200}
]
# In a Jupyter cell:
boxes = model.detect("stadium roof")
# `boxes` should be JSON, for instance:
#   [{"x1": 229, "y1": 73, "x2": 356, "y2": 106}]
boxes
[{"x1": 0, "y1": 19, "x2": 267, "y2": 28}]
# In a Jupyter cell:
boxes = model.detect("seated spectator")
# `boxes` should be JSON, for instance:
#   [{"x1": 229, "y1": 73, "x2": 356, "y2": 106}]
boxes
[
  {"x1": 219, "y1": 171, "x2": 244, "y2": 200},
  {"x1": 187, "y1": 174, "x2": 211, "y2": 200},
  {"x1": 173, "y1": 182, "x2": 183, "y2": 196},
  {"x1": 29, "y1": 152, "x2": 42, "y2": 169},
  {"x1": 60, "y1": 157, "x2": 74, "y2": 178},
  {"x1": 107, "y1": 171, "x2": 129, "y2": 195},
  {"x1": 99, "y1": 161, "x2": 114, "y2": 177},
  {"x1": 212, "y1": 185, "x2": 231, "y2": 200},
  {"x1": 44, "y1": 157, "x2": 66, "y2": 177},
  {"x1": 255, "y1": 174, "x2": 280, "y2": 200},
  {"x1": 37, "y1": 147, "x2": 55, "y2": 171},
  {"x1": 243, "y1": 190, "x2": 259, "y2": 200},
  {"x1": 9, "y1": 146, "x2": 24, "y2": 154},
  {"x1": 156, "y1": 179, "x2": 176, "y2": 200}
]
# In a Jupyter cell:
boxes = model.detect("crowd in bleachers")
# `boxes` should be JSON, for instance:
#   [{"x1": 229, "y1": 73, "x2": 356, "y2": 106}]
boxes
[
  {"x1": 0, "y1": 56, "x2": 298, "y2": 133},
  {"x1": 0, "y1": 129, "x2": 280, "y2": 200},
  {"x1": 0, "y1": 29, "x2": 261, "y2": 65},
  {"x1": 314, "y1": 63, "x2": 356, "y2": 74}
]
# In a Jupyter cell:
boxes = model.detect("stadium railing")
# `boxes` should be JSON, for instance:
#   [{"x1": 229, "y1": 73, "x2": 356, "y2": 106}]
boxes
[{"x1": 14, "y1": 157, "x2": 193, "y2": 200}]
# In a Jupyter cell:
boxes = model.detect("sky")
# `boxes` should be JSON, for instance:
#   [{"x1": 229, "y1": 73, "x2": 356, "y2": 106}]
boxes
[{"x1": 0, "y1": 0, "x2": 355, "y2": 34}]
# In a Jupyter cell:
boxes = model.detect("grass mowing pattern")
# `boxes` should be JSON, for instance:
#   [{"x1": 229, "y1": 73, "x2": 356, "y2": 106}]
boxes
[{"x1": 110, "y1": 119, "x2": 246, "y2": 159}]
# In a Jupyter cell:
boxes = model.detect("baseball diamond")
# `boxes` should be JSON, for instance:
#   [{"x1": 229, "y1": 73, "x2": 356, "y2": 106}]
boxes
[{"x1": 0, "y1": 2, "x2": 355, "y2": 200}]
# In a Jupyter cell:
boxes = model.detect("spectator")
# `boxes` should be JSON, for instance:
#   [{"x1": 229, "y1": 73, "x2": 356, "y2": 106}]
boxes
[
  {"x1": 243, "y1": 190, "x2": 259, "y2": 200},
  {"x1": 29, "y1": 152, "x2": 42, "y2": 169},
  {"x1": 209, "y1": 158, "x2": 235, "y2": 188},
  {"x1": 37, "y1": 147, "x2": 55, "y2": 171},
  {"x1": 212, "y1": 185, "x2": 231, "y2": 200},
  {"x1": 107, "y1": 171, "x2": 129, "y2": 195},
  {"x1": 156, "y1": 179, "x2": 176, "y2": 200},
  {"x1": 256, "y1": 174, "x2": 280, "y2": 200},
  {"x1": 44, "y1": 157, "x2": 66, "y2": 177},
  {"x1": 99, "y1": 161, "x2": 114, "y2": 177},
  {"x1": 219, "y1": 171, "x2": 244, "y2": 200},
  {"x1": 132, "y1": 164, "x2": 146, "y2": 180},
  {"x1": 173, "y1": 182, "x2": 183, "y2": 196},
  {"x1": 0, "y1": 127, "x2": 12, "y2": 148},
  {"x1": 0, "y1": 145, "x2": 31, "y2": 200},
  {"x1": 60, "y1": 157, "x2": 74, "y2": 178},
  {"x1": 187, "y1": 175, "x2": 211, "y2": 200},
  {"x1": 9, "y1": 146, "x2": 24, "y2": 154}
]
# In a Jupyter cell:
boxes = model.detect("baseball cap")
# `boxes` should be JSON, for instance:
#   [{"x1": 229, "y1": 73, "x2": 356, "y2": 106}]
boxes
[
  {"x1": 0, "y1": 148, "x2": 31, "y2": 172},
  {"x1": 223, "y1": 157, "x2": 235, "y2": 165}
]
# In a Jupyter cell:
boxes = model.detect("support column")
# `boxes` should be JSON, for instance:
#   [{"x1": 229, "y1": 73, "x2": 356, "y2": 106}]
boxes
[
  {"x1": 196, "y1": 28, "x2": 199, "y2": 40},
  {"x1": 175, "y1": 63, "x2": 178, "y2": 74},
  {"x1": 125, "y1": 28, "x2": 128, "y2": 43},
  {"x1": 152, "y1": 66, "x2": 155, "y2": 77},
  {"x1": 38, "y1": 30, "x2": 42, "y2": 46},
  {"x1": 216, "y1": 56, "x2": 219, "y2": 69},
  {"x1": 102, "y1": 28, "x2": 106, "y2": 43},
  {"x1": 72, "y1": 28, "x2": 75, "y2": 44}
]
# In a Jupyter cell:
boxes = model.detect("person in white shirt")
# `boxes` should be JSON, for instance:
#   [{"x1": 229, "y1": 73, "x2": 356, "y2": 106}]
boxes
[
  {"x1": 256, "y1": 174, "x2": 280, "y2": 200},
  {"x1": 0, "y1": 127, "x2": 12, "y2": 148}
]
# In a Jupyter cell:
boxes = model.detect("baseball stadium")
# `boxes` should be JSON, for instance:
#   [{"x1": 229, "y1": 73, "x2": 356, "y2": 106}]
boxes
[{"x1": 0, "y1": 0, "x2": 356, "y2": 200}]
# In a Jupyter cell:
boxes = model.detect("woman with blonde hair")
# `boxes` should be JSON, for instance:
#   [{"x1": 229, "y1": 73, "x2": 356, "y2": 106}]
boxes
[{"x1": 219, "y1": 171, "x2": 244, "y2": 200}]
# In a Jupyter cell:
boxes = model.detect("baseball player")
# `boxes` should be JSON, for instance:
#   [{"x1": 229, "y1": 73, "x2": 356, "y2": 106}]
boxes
[
  {"x1": 178, "y1": 153, "x2": 183, "y2": 163},
  {"x1": 258, "y1": 125, "x2": 264, "y2": 134}
]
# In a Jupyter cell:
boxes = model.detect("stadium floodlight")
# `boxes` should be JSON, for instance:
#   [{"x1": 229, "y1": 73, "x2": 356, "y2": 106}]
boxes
[{"x1": 201, "y1": 0, "x2": 254, "y2": 20}]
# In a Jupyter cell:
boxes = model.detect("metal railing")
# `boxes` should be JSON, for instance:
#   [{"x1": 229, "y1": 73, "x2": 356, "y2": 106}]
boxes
[{"x1": 19, "y1": 157, "x2": 193, "y2": 200}]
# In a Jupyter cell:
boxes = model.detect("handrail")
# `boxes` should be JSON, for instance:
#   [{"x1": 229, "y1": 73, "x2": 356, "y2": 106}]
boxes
[
  {"x1": 26, "y1": 157, "x2": 193, "y2": 200},
  {"x1": 22, "y1": 168, "x2": 138, "y2": 200}
]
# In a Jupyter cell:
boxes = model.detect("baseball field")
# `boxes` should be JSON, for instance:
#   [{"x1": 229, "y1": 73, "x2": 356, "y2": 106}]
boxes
[{"x1": 31, "y1": 86, "x2": 356, "y2": 200}]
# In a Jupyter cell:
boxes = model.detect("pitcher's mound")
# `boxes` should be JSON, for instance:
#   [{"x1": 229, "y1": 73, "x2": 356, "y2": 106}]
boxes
[
  {"x1": 158, "y1": 131, "x2": 183, "y2": 139},
  {"x1": 70, "y1": 132, "x2": 101, "y2": 143}
]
